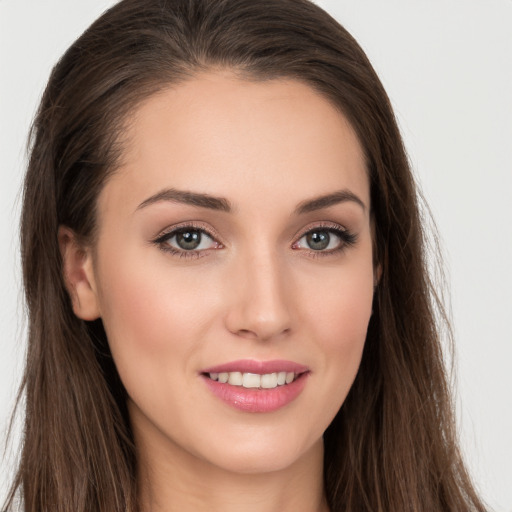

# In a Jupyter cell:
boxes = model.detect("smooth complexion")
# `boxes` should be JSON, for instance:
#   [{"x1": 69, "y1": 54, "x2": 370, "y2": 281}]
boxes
[{"x1": 61, "y1": 72, "x2": 377, "y2": 512}]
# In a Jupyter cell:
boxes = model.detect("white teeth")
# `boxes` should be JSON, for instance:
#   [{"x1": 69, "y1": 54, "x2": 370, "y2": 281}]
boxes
[
  {"x1": 228, "y1": 371, "x2": 243, "y2": 386},
  {"x1": 242, "y1": 373, "x2": 261, "y2": 388},
  {"x1": 261, "y1": 373, "x2": 278, "y2": 389},
  {"x1": 208, "y1": 371, "x2": 299, "y2": 388}
]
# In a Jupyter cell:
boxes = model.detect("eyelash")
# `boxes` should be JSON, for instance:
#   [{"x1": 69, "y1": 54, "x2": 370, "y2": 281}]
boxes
[
  {"x1": 292, "y1": 222, "x2": 358, "y2": 258},
  {"x1": 152, "y1": 222, "x2": 357, "y2": 260},
  {"x1": 152, "y1": 222, "x2": 221, "y2": 259}
]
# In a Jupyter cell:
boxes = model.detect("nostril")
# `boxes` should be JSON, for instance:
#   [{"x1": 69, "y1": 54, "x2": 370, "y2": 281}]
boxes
[
  {"x1": 231, "y1": 327, "x2": 291, "y2": 342},
  {"x1": 235, "y1": 328, "x2": 259, "y2": 339}
]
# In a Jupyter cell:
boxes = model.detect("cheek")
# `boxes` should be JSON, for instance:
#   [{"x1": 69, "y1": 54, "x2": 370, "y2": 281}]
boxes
[
  {"x1": 94, "y1": 249, "x2": 222, "y2": 383},
  {"x1": 324, "y1": 278, "x2": 373, "y2": 346},
  {"x1": 302, "y1": 253, "x2": 374, "y2": 346},
  {"x1": 298, "y1": 253, "x2": 374, "y2": 406}
]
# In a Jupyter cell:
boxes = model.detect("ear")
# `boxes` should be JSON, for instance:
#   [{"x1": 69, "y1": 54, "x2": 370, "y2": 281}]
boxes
[{"x1": 58, "y1": 226, "x2": 101, "y2": 321}]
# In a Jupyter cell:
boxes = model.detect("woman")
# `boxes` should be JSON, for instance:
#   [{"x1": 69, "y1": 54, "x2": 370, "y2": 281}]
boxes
[{"x1": 3, "y1": 0, "x2": 487, "y2": 510}]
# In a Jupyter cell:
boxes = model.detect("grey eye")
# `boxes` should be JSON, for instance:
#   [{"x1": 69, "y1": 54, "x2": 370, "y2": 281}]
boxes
[
  {"x1": 305, "y1": 231, "x2": 331, "y2": 251},
  {"x1": 175, "y1": 230, "x2": 202, "y2": 250},
  {"x1": 167, "y1": 229, "x2": 216, "y2": 251},
  {"x1": 293, "y1": 227, "x2": 353, "y2": 253}
]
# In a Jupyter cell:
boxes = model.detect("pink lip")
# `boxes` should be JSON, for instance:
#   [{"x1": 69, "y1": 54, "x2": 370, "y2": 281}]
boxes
[
  {"x1": 201, "y1": 359, "x2": 309, "y2": 375},
  {"x1": 200, "y1": 359, "x2": 310, "y2": 413}
]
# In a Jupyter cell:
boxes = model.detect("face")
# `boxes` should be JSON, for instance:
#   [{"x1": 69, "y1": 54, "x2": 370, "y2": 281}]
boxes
[{"x1": 79, "y1": 72, "x2": 375, "y2": 475}]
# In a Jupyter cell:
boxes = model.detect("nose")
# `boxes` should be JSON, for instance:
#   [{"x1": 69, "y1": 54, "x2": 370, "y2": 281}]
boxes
[{"x1": 223, "y1": 249, "x2": 293, "y2": 342}]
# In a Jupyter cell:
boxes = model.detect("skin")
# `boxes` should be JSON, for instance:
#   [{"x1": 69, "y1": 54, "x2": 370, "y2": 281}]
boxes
[{"x1": 60, "y1": 72, "x2": 377, "y2": 512}]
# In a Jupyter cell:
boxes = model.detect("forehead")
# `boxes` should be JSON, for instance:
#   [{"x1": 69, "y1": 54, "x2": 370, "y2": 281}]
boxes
[{"x1": 100, "y1": 72, "x2": 369, "y2": 217}]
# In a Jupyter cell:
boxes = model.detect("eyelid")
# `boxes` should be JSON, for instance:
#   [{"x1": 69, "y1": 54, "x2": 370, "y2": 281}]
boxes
[
  {"x1": 292, "y1": 221, "x2": 349, "y2": 241},
  {"x1": 152, "y1": 221, "x2": 224, "y2": 258},
  {"x1": 151, "y1": 220, "x2": 356, "y2": 259},
  {"x1": 291, "y1": 221, "x2": 357, "y2": 254},
  {"x1": 153, "y1": 221, "x2": 222, "y2": 243}
]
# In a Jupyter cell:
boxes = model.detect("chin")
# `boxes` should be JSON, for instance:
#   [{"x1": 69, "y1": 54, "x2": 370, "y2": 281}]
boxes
[{"x1": 196, "y1": 431, "x2": 323, "y2": 475}]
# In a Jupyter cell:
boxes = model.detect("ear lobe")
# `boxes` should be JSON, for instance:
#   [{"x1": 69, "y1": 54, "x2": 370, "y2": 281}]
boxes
[{"x1": 58, "y1": 226, "x2": 101, "y2": 321}]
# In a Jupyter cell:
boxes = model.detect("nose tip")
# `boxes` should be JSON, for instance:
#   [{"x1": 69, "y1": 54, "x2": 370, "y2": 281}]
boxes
[
  {"x1": 233, "y1": 317, "x2": 292, "y2": 342},
  {"x1": 224, "y1": 256, "x2": 293, "y2": 342}
]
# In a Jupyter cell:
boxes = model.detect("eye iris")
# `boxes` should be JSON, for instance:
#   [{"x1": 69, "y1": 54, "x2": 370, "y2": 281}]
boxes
[
  {"x1": 306, "y1": 231, "x2": 330, "y2": 250},
  {"x1": 176, "y1": 230, "x2": 202, "y2": 250}
]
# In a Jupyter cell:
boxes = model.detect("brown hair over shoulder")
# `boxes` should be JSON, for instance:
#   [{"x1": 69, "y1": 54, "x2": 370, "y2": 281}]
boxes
[{"x1": 5, "y1": 0, "x2": 486, "y2": 511}]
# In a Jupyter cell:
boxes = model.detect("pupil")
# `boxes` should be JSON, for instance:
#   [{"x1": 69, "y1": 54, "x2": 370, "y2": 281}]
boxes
[
  {"x1": 307, "y1": 231, "x2": 330, "y2": 250},
  {"x1": 176, "y1": 230, "x2": 201, "y2": 250}
]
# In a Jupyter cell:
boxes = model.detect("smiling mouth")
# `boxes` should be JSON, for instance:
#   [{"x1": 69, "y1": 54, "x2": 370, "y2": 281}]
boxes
[
  {"x1": 201, "y1": 362, "x2": 310, "y2": 412},
  {"x1": 203, "y1": 371, "x2": 304, "y2": 389}
]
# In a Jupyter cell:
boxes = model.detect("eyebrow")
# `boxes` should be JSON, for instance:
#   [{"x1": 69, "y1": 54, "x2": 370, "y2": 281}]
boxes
[
  {"x1": 295, "y1": 189, "x2": 366, "y2": 214},
  {"x1": 136, "y1": 188, "x2": 232, "y2": 212},
  {"x1": 136, "y1": 187, "x2": 365, "y2": 214}
]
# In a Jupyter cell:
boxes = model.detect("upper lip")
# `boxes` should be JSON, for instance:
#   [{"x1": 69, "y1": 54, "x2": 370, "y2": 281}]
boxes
[{"x1": 201, "y1": 359, "x2": 309, "y2": 375}]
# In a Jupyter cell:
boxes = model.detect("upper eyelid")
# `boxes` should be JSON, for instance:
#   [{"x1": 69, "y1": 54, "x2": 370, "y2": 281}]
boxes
[
  {"x1": 153, "y1": 221, "x2": 221, "y2": 243},
  {"x1": 152, "y1": 220, "x2": 351, "y2": 248},
  {"x1": 293, "y1": 221, "x2": 349, "y2": 240}
]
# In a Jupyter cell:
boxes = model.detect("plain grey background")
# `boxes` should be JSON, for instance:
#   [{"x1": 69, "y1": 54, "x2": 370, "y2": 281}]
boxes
[{"x1": 1, "y1": 1, "x2": 511, "y2": 510}]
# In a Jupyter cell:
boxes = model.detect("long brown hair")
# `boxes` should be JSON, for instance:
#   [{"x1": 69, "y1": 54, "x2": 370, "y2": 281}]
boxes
[{"x1": 4, "y1": 0, "x2": 487, "y2": 510}]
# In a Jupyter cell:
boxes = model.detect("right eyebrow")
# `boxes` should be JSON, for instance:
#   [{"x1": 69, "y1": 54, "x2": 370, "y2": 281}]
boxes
[
  {"x1": 294, "y1": 189, "x2": 366, "y2": 215},
  {"x1": 136, "y1": 188, "x2": 232, "y2": 213}
]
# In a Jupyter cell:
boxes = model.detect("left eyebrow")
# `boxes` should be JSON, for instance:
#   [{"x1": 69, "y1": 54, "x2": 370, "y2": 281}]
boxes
[
  {"x1": 136, "y1": 188, "x2": 232, "y2": 212},
  {"x1": 294, "y1": 189, "x2": 366, "y2": 215}
]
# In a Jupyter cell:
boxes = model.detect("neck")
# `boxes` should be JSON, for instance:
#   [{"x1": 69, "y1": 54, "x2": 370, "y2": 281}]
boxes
[{"x1": 136, "y1": 431, "x2": 329, "y2": 512}]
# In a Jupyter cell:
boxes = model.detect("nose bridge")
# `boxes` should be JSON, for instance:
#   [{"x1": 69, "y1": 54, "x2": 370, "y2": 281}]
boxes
[{"x1": 225, "y1": 243, "x2": 292, "y2": 341}]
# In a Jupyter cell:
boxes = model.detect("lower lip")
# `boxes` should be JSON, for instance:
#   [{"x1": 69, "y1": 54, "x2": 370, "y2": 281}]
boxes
[{"x1": 201, "y1": 373, "x2": 309, "y2": 413}]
